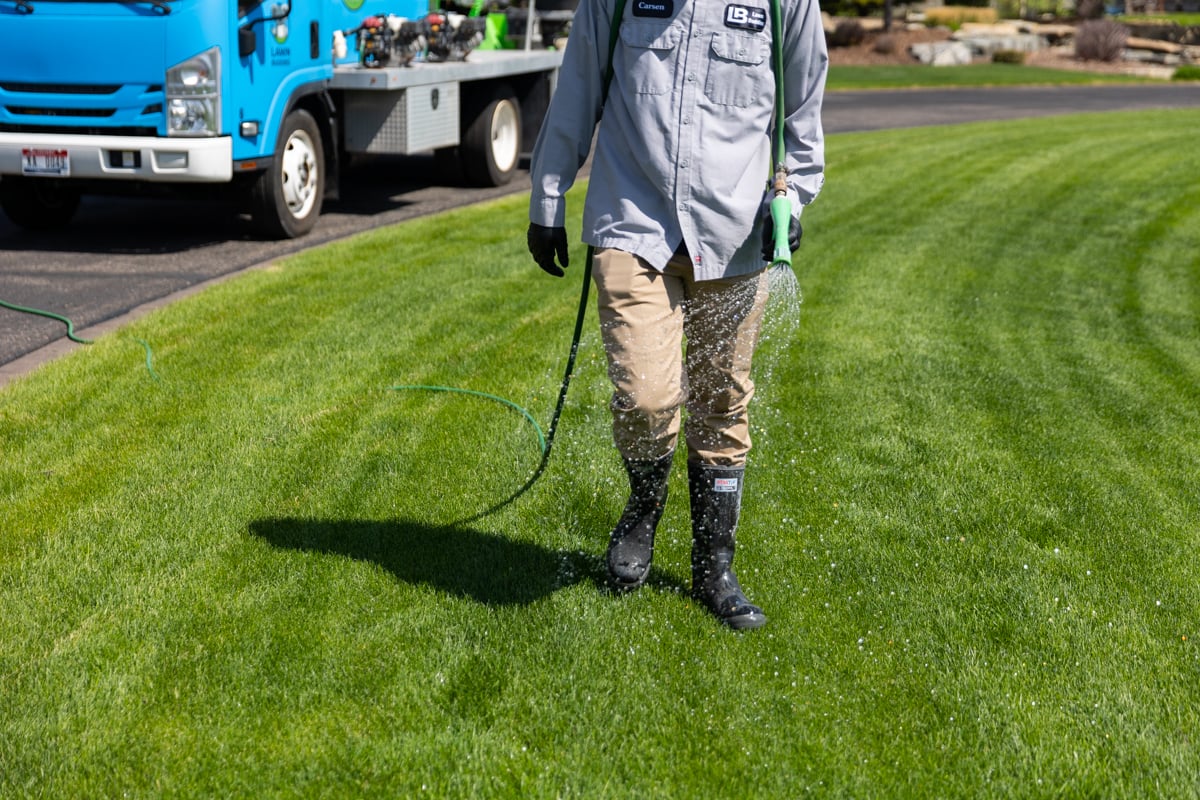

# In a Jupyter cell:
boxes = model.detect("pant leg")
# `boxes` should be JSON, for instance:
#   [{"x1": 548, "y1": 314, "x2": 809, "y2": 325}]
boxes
[
  {"x1": 592, "y1": 248, "x2": 688, "y2": 461},
  {"x1": 682, "y1": 267, "x2": 769, "y2": 467}
]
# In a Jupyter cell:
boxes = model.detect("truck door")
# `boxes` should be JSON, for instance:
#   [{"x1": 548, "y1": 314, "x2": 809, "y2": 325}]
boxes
[
  {"x1": 231, "y1": 1, "x2": 331, "y2": 163},
  {"x1": 232, "y1": 0, "x2": 336, "y2": 238}
]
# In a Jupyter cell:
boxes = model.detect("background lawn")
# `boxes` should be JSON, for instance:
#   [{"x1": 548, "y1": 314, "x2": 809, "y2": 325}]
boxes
[
  {"x1": 2, "y1": 109, "x2": 1199, "y2": 798},
  {"x1": 826, "y1": 63, "x2": 1154, "y2": 90}
]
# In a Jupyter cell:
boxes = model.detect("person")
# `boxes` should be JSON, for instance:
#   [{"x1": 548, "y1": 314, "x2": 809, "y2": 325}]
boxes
[{"x1": 526, "y1": 0, "x2": 826, "y2": 629}]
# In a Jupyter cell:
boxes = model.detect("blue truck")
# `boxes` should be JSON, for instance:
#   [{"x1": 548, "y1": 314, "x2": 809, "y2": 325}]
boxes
[{"x1": 0, "y1": 0, "x2": 566, "y2": 237}]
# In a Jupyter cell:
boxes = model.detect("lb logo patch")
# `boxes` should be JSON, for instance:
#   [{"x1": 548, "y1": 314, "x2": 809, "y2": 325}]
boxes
[
  {"x1": 724, "y1": 4, "x2": 767, "y2": 31},
  {"x1": 714, "y1": 477, "x2": 740, "y2": 492},
  {"x1": 632, "y1": 0, "x2": 673, "y2": 17}
]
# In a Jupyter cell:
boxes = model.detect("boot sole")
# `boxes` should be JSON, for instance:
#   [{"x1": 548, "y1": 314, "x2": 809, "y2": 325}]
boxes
[
  {"x1": 607, "y1": 570, "x2": 649, "y2": 594},
  {"x1": 722, "y1": 609, "x2": 767, "y2": 630}
]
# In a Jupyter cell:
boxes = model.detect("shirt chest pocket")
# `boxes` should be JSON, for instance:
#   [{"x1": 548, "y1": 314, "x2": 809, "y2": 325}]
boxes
[
  {"x1": 619, "y1": 23, "x2": 681, "y2": 96},
  {"x1": 704, "y1": 31, "x2": 769, "y2": 108}
]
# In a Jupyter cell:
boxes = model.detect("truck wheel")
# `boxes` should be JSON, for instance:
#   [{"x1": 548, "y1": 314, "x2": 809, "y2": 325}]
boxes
[
  {"x1": 461, "y1": 87, "x2": 520, "y2": 187},
  {"x1": 250, "y1": 108, "x2": 324, "y2": 239},
  {"x1": 0, "y1": 178, "x2": 80, "y2": 231}
]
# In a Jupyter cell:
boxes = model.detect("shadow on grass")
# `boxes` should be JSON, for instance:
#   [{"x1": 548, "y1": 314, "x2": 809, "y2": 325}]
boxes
[
  {"x1": 249, "y1": 517, "x2": 687, "y2": 607},
  {"x1": 249, "y1": 517, "x2": 589, "y2": 606}
]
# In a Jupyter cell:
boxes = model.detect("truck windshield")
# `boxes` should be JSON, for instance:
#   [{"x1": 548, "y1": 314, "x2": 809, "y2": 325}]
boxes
[{"x1": 10, "y1": 0, "x2": 176, "y2": 12}]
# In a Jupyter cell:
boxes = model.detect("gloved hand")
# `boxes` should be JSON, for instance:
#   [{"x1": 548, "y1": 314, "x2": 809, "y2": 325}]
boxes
[
  {"x1": 761, "y1": 213, "x2": 802, "y2": 262},
  {"x1": 528, "y1": 222, "x2": 569, "y2": 277}
]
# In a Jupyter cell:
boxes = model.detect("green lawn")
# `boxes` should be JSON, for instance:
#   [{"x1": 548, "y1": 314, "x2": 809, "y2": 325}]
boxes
[
  {"x1": 827, "y1": 63, "x2": 1155, "y2": 90},
  {"x1": 3, "y1": 109, "x2": 1199, "y2": 797},
  {"x1": 1121, "y1": 12, "x2": 1200, "y2": 25}
]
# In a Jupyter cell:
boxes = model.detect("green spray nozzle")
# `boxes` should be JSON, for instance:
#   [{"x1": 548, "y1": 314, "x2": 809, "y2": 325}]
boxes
[{"x1": 770, "y1": 167, "x2": 791, "y2": 269}]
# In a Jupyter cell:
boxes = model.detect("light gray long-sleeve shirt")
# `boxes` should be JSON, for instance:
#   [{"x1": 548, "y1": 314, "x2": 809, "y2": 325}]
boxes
[{"x1": 529, "y1": 0, "x2": 827, "y2": 280}]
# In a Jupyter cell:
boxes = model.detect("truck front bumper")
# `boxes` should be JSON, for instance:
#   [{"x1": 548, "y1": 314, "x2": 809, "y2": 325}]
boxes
[{"x1": 0, "y1": 133, "x2": 232, "y2": 183}]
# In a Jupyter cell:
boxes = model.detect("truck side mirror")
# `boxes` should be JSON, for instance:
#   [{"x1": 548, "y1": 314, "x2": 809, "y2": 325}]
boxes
[{"x1": 239, "y1": 26, "x2": 257, "y2": 58}]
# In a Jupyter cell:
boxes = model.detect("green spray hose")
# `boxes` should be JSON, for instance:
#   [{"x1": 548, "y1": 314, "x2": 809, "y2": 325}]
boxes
[
  {"x1": 0, "y1": 298, "x2": 93, "y2": 344},
  {"x1": 1, "y1": 298, "x2": 161, "y2": 381},
  {"x1": 1, "y1": 283, "x2": 567, "y2": 517},
  {"x1": 768, "y1": 0, "x2": 791, "y2": 271},
  {"x1": 393, "y1": 250, "x2": 593, "y2": 523},
  {"x1": 393, "y1": 0, "x2": 624, "y2": 521},
  {"x1": 392, "y1": 384, "x2": 547, "y2": 454}
]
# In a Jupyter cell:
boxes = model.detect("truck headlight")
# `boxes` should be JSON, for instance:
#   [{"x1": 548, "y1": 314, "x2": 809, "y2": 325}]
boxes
[{"x1": 166, "y1": 47, "x2": 221, "y2": 137}]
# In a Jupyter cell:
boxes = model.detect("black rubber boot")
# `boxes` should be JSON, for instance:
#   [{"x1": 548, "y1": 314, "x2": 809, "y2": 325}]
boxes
[
  {"x1": 688, "y1": 463, "x2": 767, "y2": 630},
  {"x1": 606, "y1": 452, "x2": 673, "y2": 592}
]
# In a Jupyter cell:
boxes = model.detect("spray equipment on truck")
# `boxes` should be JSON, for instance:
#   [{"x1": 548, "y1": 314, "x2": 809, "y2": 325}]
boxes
[
  {"x1": 340, "y1": 11, "x2": 486, "y2": 67},
  {"x1": 422, "y1": 12, "x2": 486, "y2": 61},
  {"x1": 343, "y1": 15, "x2": 400, "y2": 67}
]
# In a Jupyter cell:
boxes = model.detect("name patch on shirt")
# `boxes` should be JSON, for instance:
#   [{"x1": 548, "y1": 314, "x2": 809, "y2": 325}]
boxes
[
  {"x1": 632, "y1": 0, "x2": 673, "y2": 17},
  {"x1": 724, "y1": 4, "x2": 767, "y2": 31}
]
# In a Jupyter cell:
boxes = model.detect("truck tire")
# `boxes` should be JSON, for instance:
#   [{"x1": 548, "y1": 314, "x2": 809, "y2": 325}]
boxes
[
  {"x1": 250, "y1": 108, "x2": 324, "y2": 239},
  {"x1": 0, "y1": 177, "x2": 81, "y2": 231},
  {"x1": 461, "y1": 87, "x2": 521, "y2": 187}
]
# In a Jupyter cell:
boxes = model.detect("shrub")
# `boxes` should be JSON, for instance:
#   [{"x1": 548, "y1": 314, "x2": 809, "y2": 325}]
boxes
[
  {"x1": 1172, "y1": 64, "x2": 1200, "y2": 80},
  {"x1": 1075, "y1": 19, "x2": 1128, "y2": 61},
  {"x1": 828, "y1": 18, "x2": 866, "y2": 48},
  {"x1": 923, "y1": 6, "x2": 998, "y2": 30},
  {"x1": 992, "y1": 49, "x2": 1027, "y2": 63}
]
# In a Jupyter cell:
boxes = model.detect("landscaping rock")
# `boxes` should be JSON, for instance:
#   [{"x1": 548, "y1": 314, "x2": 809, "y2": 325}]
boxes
[
  {"x1": 1124, "y1": 48, "x2": 1183, "y2": 65},
  {"x1": 957, "y1": 21, "x2": 1024, "y2": 36},
  {"x1": 1123, "y1": 22, "x2": 1200, "y2": 46},
  {"x1": 1022, "y1": 22, "x2": 1076, "y2": 42},
  {"x1": 1125, "y1": 36, "x2": 1185, "y2": 54},
  {"x1": 953, "y1": 31, "x2": 1046, "y2": 55},
  {"x1": 910, "y1": 40, "x2": 975, "y2": 65}
]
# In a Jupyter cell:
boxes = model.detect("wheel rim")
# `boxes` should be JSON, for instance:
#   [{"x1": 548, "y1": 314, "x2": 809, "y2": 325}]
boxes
[
  {"x1": 280, "y1": 128, "x2": 319, "y2": 219},
  {"x1": 490, "y1": 100, "x2": 519, "y2": 175}
]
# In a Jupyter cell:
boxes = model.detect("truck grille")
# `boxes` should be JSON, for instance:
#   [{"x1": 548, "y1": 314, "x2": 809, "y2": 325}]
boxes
[
  {"x1": 0, "y1": 82, "x2": 164, "y2": 132},
  {"x1": 0, "y1": 82, "x2": 124, "y2": 95},
  {"x1": 5, "y1": 106, "x2": 116, "y2": 118},
  {"x1": 0, "y1": 122, "x2": 158, "y2": 137}
]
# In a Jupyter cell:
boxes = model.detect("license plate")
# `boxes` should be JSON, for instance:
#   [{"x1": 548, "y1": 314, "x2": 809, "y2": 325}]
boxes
[{"x1": 21, "y1": 147, "x2": 70, "y2": 177}]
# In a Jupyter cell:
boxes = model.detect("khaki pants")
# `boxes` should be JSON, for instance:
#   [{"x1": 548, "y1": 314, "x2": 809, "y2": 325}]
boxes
[{"x1": 593, "y1": 248, "x2": 769, "y2": 466}]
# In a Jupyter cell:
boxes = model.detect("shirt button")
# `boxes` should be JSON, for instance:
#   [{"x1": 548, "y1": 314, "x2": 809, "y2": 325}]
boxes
[
  {"x1": 687, "y1": 73, "x2": 696, "y2": 82},
  {"x1": 680, "y1": 160, "x2": 689, "y2": 168}
]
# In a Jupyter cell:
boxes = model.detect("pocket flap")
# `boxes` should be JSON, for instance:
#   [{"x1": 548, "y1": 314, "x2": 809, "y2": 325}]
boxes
[
  {"x1": 709, "y1": 31, "x2": 767, "y2": 64},
  {"x1": 621, "y1": 22, "x2": 680, "y2": 50}
]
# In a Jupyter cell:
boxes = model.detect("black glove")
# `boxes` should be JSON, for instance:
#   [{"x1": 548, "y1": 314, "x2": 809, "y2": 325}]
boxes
[
  {"x1": 527, "y1": 222, "x2": 569, "y2": 277},
  {"x1": 761, "y1": 213, "x2": 802, "y2": 262}
]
